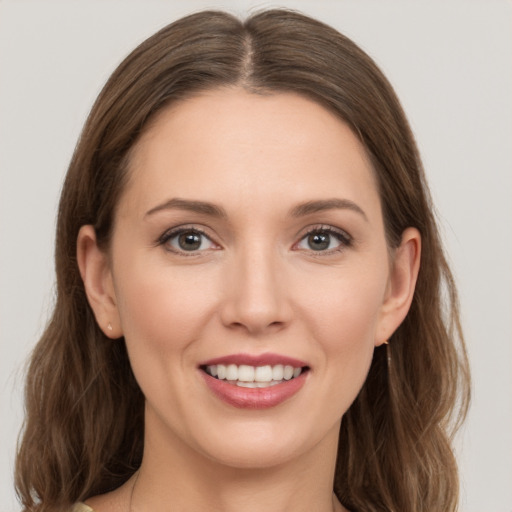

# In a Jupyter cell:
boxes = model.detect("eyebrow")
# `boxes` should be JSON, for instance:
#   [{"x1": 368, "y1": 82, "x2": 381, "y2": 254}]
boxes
[
  {"x1": 145, "y1": 198, "x2": 227, "y2": 218},
  {"x1": 144, "y1": 197, "x2": 367, "y2": 221},
  {"x1": 290, "y1": 198, "x2": 368, "y2": 221}
]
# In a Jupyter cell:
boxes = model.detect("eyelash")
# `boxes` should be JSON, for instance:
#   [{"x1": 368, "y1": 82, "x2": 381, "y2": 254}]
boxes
[
  {"x1": 157, "y1": 226, "x2": 217, "y2": 256},
  {"x1": 157, "y1": 225, "x2": 352, "y2": 256},
  {"x1": 294, "y1": 225, "x2": 353, "y2": 255}
]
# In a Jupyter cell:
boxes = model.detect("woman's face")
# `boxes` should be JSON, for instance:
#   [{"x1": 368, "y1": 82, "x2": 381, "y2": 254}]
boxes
[{"x1": 84, "y1": 89, "x2": 418, "y2": 469}]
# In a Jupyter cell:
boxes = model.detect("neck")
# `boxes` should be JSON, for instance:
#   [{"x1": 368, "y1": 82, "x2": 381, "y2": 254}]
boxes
[{"x1": 129, "y1": 411, "x2": 345, "y2": 512}]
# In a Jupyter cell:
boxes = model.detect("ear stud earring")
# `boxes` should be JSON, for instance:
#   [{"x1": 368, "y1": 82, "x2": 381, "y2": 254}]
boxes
[{"x1": 107, "y1": 323, "x2": 113, "y2": 331}]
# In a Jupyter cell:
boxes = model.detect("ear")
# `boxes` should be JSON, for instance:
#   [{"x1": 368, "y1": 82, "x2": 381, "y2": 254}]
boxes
[
  {"x1": 375, "y1": 227, "x2": 421, "y2": 346},
  {"x1": 76, "y1": 225, "x2": 122, "y2": 338}
]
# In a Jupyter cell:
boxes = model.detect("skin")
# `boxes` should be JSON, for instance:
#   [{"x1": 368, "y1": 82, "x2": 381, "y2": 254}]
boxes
[{"x1": 78, "y1": 88, "x2": 421, "y2": 512}]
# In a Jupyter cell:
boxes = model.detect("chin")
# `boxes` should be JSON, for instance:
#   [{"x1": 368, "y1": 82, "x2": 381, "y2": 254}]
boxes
[
  {"x1": 201, "y1": 438, "x2": 307, "y2": 470},
  {"x1": 191, "y1": 417, "x2": 340, "y2": 471}
]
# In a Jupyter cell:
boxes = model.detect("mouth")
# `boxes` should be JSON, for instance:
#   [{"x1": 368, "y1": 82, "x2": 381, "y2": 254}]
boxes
[
  {"x1": 198, "y1": 354, "x2": 310, "y2": 409},
  {"x1": 201, "y1": 363, "x2": 309, "y2": 388}
]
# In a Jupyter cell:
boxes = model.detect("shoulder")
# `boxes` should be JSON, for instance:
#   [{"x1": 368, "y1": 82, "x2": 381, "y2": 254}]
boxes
[
  {"x1": 76, "y1": 474, "x2": 135, "y2": 512},
  {"x1": 70, "y1": 504, "x2": 95, "y2": 512}
]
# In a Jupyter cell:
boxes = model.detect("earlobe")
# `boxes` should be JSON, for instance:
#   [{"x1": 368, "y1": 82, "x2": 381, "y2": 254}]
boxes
[
  {"x1": 375, "y1": 227, "x2": 421, "y2": 346},
  {"x1": 76, "y1": 225, "x2": 122, "y2": 338}
]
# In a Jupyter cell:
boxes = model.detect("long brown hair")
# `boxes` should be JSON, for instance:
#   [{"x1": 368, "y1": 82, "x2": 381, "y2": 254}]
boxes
[{"x1": 16, "y1": 9, "x2": 470, "y2": 512}]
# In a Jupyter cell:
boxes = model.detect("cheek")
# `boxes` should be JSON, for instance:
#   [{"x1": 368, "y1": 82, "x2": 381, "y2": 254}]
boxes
[
  {"x1": 314, "y1": 290, "x2": 380, "y2": 385},
  {"x1": 299, "y1": 262, "x2": 387, "y2": 348},
  {"x1": 112, "y1": 257, "x2": 224, "y2": 426},
  {"x1": 113, "y1": 255, "x2": 220, "y2": 362},
  {"x1": 296, "y1": 262, "x2": 387, "y2": 406}
]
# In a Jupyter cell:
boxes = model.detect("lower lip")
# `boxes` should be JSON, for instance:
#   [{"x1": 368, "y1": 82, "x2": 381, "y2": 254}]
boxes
[{"x1": 200, "y1": 370, "x2": 308, "y2": 409}]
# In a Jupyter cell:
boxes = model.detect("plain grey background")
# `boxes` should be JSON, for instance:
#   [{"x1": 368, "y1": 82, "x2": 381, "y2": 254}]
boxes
[{"x1": 1, "y1": 1, "x2": 511, "y2": 511}]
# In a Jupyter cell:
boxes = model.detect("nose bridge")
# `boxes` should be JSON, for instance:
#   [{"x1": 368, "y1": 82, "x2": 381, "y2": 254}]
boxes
[{"x1": 221, "y1": 236, "x2": 290, "y2": 334}]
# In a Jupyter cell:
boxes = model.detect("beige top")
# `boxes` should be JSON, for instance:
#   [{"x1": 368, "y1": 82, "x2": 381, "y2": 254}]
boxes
[{"x1": 71, "y1": 504, "x2": 94, "y2": 512}]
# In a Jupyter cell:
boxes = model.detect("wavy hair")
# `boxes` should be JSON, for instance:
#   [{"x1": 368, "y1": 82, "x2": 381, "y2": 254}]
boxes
[{"x1": 15, "y1": 9, "x2": 470, "y2": 512}]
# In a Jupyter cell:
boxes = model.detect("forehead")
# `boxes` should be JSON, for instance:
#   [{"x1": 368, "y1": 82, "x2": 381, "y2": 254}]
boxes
[{"x1": 121, "y1": 88, "x2": 380, "y2": 218}]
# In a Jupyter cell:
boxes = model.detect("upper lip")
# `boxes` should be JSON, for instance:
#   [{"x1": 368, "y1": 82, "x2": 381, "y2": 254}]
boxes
[{"x1": 199, "y1": 353, "x2": 308, "y2": 368}]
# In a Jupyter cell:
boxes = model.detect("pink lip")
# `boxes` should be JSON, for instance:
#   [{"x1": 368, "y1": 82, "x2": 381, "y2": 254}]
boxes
[
  {"x1": 199, "y1": 352, "x2": 308, "y2": 367},
  {"x1": 200, "y1": 370, "x2": 308, "y2": 409}
]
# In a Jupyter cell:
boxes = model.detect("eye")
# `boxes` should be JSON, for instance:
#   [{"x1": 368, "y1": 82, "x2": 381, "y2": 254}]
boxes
[
  {"x1": 295, "y1": 227, "x2": 351, "y2": 253},
  {"x1": 159, "y1": 228, "x2": 218, "y2": 254}
]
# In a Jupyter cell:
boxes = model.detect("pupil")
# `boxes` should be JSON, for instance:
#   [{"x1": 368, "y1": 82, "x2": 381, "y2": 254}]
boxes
[
  {"x1": 179, "y1": 232, "x2": 201, "y2": 250},
  {"x1": 308, "y1": 233, "x2": 329, "y2": 251}
]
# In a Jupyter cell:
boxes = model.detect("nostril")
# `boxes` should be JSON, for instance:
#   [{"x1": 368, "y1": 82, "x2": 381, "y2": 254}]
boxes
[{"x1": 218, "y1": 280, "x2": 293, "y2": 335}]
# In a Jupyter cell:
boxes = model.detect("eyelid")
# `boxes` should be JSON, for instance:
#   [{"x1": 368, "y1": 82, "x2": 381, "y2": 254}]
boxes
[
  {"x1": 293, "y1": 224, "x2": 353, "y2": 253},
  {"x1": 154, "y1": 223, "x2": 352, "y2": 255},
  {"x1": 156, "y1": 224, "x2": 220, "y2": 254}
]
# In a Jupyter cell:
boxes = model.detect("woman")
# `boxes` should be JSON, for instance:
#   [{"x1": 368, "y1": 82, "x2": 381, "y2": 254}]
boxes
[{"x1": 15, "y1": 9, "x2": 470, "y2": 512}]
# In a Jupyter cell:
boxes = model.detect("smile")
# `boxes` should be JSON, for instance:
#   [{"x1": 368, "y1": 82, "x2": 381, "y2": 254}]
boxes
[
  {"x1": 199, "y1": 354, "x2": 310, "y2": 409},
  {"x1": 204, "y1": 364, "x2": 305, "y2": 388}
]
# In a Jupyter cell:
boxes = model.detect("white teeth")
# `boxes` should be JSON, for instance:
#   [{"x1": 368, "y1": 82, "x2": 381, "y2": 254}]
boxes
[
  {"x1": 205, "y1": 363, "x2": 304, "y2": 385},
  {"x1": 255, "y1": 365, "x2": 273, "y2": 382},
  {"x1": 216, "y1": 364, "x2": 226, "y2": 380},
  {"x1": 272, "y1": 364, "x2": 284, "y2": 380},
  {"x1": 226, "y1": 364, "x2": 238, "y2": 381},
  {"x1": 283, "y1": 365, "x2": 294, "y2": 380},
  {"x1": 236, "y1": 380, "x2": 282, "y2": 388},
  {"x1": 238, "y1": 365, "x2": 255, "y2": 382}
]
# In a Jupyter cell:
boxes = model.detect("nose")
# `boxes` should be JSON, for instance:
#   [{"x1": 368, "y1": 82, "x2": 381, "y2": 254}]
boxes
[{"x1": 219, "y1": 244, "x2": 293, "y2": 336}]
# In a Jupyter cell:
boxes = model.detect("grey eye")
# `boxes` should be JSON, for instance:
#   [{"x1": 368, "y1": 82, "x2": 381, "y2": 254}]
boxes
[
  {"x1": 295, "y1": 227, "x2": 351, "y2": 253},
  {"x1": 306, "y1": 232, "x2": 331, "y2": 251},
  {"x1": 165, "y1": 230, "x2": 215, "y2": 252},
  {"x1": 177, "y1": 232, "x2": 202, "y2": 251}
]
